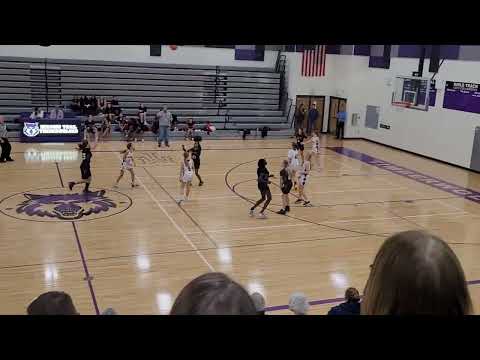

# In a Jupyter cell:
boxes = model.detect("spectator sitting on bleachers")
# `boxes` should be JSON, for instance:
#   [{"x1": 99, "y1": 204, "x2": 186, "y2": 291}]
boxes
[
  {"x1": 0, "y1": 116, "x2": 7, "y2": 138},
  {"x1": 288, "y1": 292, "x2": 310, "y2": 315},
  {"x1": 362, "y1": 230, "x2": 473, "y2": 315},
  {"x1": 170, "y1": 272, "x2": 257, "y2": 315},
  {"x1": 111, "y1": 96, "x2": 121, "y2": 116},
  {"x1": 98, "y1": 97, "x2": 106, "y2": 112},
  {"x1": 327, "y1": 287, "x2": 361, "y2": 315},
  {"x1": 138, "y1": 103, "x2": 147, "y2": 123},
  {"x1": 104, "y1": 102, "x2": 114, "y2": 120},
  {"x1": 27, "y1": 291, "x2": 79, "y2": 315},
  {"x1": 49, "y1": 105, "x2": 64, "y2": 120},
  {"x1": 204, "y1": 121, "x2": 215, "y2": 135},
  {"x1": 185, "y1": 118, "x2": 195, "y2": 140},
  {"x1": 70, "y1": 96, "x2": 80, "y2": 112},
  {"x1": 170, "y1": 113, "x2": 178, "y2": 131},
  {"x1": 30, "y1": 107, "x2": 44, "y2": 120}
]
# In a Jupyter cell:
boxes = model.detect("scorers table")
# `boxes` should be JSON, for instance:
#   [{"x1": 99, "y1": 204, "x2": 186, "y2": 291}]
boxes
[{"x1": 20, "y1": 118, "x2": 83, "y2": 143}]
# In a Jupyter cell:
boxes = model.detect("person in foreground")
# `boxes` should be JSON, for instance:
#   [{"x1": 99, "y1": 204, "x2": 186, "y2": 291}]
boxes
[
  {"x1": 289, "y1": 292, "x2": 310, "y2": 315},
  {"x1": 170, "y1": 272, "x2": 257, "y2": 315},
  {"x1": 250, "y1": 292, "x2": 266, "y2": 315},
  {"x1": 328, "y1": 287, "x2": 361, "y2": 315},
  {"x1": 27, "y1": 291, "x2": 79, "y2": 315},
  {"x1": 361, "y1": 230, "x2": 472, "y2": 315}
]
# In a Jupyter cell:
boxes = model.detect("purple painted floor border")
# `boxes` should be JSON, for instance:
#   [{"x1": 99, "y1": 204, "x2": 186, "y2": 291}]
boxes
[
  {"x1": 265, "y1": 279, "x2": 480, "y2": 313},
  {"x1": 328, "y1": 146, "x2": 480, "y2": 205}
]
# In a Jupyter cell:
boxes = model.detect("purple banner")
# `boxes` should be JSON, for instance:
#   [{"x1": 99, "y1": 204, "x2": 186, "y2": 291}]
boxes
[
  {"x1": 328, "y1": 147, "x2": 480, "y2": 204},
  {"x1": 443, "y1": 81, "x2": 480, "y2": 114}
]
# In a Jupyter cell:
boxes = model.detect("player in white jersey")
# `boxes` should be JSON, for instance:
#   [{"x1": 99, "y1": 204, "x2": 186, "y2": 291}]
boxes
[
  {"x1": 287, "y1": 142, "x2": 301, "y2": 190},
  {"x1": 178, "y1": 150, "x2": 194, "y2": 204},
  {"x1": 114, "y1": 142, "x2": 138, "y2": 188},
  {"x1": 295, "y1": 152, "x2": 312, "y2": 207}
]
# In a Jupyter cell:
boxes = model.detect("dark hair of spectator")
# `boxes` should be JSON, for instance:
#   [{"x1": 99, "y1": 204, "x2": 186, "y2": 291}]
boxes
[
  {"x1": 170, "y1": 272, "x2": 257, "y2": 315},
  {"x1": 362, "y1": 230, "x2": 472, "y2": 315},
  {"x1": 27, "y1": 291, "x2": 79, "y2": 315},
  {"x1": 345, "y1": 287, "x2": 360, "y2": 303}
]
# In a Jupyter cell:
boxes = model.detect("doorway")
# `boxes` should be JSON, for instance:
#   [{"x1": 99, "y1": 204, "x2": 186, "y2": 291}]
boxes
[
  {"x1": 294, "y1": 95, "x2": 325, "y2": 133},
  {"x1": 327, "y1": 97, "x2": 347, "y2": 134}
]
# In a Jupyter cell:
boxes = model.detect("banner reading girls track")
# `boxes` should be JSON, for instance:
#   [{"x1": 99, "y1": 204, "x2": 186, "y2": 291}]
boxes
[
  {"x1": 443, "y1": 81, "x2": 480, "y2": 114},
  {"x1": 20, "y1": 119, "x2": 83, "y2": 143}
]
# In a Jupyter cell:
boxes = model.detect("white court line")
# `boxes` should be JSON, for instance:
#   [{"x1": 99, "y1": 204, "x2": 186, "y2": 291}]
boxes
[
  {"x1": 115, "y1": 153, "x2": 215, "y2": 271},
  {"x1": 153, "y1": 186, "x2": 408, "y2": 203},
  {"x1": 184, "y1": 211, "x2": 469, "y2": 235}
]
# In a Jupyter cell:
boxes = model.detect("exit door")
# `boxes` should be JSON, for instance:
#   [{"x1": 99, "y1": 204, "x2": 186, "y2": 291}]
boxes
[
  {"x1": 328, "y1": 97, "x2": 347, "y2": 134},
  {"x1": 294, "y1": 95, "x2": 325, "y2": 132}
]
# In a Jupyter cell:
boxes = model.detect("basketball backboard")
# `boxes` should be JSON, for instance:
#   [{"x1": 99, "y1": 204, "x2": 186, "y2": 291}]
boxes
[{"x1": 392, "y1": 75, "x2": 432, "y2": 111}]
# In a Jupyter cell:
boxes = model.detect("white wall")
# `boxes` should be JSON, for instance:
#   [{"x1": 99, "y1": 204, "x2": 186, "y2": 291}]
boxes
[
  {"x1": 284, "y1": 52, "x2": 337, "y2": 132},
  {"x1": 0, "y1": 45, "x2": 278, "y2": 68},
  {"x1": 334, "y1": 55, "x2": 480, "y2": 168}
]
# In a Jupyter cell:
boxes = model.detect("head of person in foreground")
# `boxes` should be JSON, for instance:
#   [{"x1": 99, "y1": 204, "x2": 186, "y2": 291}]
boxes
[
  {"x1": 27, "y1": 291, "x2": 79, "y2": 315},
  {"x1": 289, "y1": 292, "x2": 310, "y2": 315},
  {"x1": 362, "y1": 230, "x2": 472, "y2": 315},
  {"x1": 170, "y1": 272, "x2": 257, "y2": 315}
]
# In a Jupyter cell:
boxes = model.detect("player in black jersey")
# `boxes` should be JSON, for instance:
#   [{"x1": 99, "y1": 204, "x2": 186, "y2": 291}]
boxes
[
  {"x1": 68, "y1": 132, "x2": 98, "y2": 193},
  {"x1": 182, "y1": 135, "x2": 204, "y2": 186},
  {"x1": 277, "y1": 159, "x2": 293, "y2": 215},
  {"x1": 295, "y1": 128, "x2": 307, "y2": 164},
  {"x1": 249, "y1": 158, "x2": 274, "y2": 219}
]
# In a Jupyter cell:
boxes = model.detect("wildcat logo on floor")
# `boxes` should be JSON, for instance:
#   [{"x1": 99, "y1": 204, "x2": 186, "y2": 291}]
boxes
[{"x1": 0, "y1": 187, "x2": 132, "y2": 222}]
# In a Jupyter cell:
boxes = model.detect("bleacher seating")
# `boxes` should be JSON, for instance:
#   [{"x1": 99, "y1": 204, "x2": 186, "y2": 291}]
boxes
[{"x1": 0, "y1": 56, "x2": 293, "y2": 138}]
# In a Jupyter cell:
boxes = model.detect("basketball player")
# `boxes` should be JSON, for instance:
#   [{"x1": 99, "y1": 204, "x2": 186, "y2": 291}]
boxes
[
  {"x1": 114, "y1": 143, "x2": 138, "y2": 188},
  {"x1": 249, "y1": 158, "x2": 274, "y2": 219},
  {"x1": 287, "y1": 142, "x2": 300, "y2": 190},
  {"x1": 277, "y1": 159, "x2": 293, "y2": 215},
  {"x1": 177, "y1": 151, "x2": 194, "y2": 204},
  {"x1": 296, "y1": 152, "x2": 312, "y2": 207},
  {"x1": 68, "y1": 131, "x2": 99, "y2": 193},
  {"x1": 295, "y1": 128, "x2": 307, "y2": 164},
  {"x1": 182, "y1": 135, "x2": 204, "y2": 186}
]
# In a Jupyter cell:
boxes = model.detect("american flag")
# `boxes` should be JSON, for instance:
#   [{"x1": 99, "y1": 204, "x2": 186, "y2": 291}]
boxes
[{"x1": 301, "y1": 45, "x2": 326, "y2": 77}]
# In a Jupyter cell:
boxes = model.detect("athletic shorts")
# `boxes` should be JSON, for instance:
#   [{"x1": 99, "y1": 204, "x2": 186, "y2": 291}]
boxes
[
  {"x1": 182, "y1": 173, "x2": 193, "y2": 183},
  {"x1": 193, "y1": 159, "x2": 200, "y2": 170},
  {"x1": 297, "y1": 143, "x2": 305, "y2": 152},
  {"x1": 80, "y1": 164, "x2": 92, "y2": 180},
  {"x1": 121, "y1": 162, "x2": 133, "y2": 171},
  {"x1": 281, "y1": 180, "x2": 293, "y2": 194},
  {"x1": 299, "y1": 175, "x2": 308, "y2": 187},
  {"x1": 258, "y1": 185, "x2": 270, "y2": 198}
]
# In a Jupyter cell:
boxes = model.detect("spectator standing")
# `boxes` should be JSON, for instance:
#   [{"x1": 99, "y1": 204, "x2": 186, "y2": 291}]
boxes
[
  {"x1": 0, "y1": 116, "x2": 7, "y2": 138},
  {"x1": 294, "y1": 103, "x2": 306, "y2": 133},
  {"x1": 170, "y1": 272, "x2": 257, "y2": 315},
  {"x1": 362, "y1": 230, "x2": 473, "y2": 315},
  {"x1": 288, "y1": 292, "x2": 310, "y2": 315},
  {"x1": 156, "y1": 106, "x2": 172, "y2": 147},
  {"x1": 336, "y1": 104, "x2": 347, "y2": 139},
  {"x1": 327, "y1": 287, "x2": 361, "y2": 315},
  {"x1": 306, "y1": 102, "x2": 319, "y2": 136}
]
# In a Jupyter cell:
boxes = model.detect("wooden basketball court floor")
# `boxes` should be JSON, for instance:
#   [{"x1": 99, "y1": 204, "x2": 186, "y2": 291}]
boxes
[{"x1": 1, "y1": 135, "x2": 480, "y2": 315}]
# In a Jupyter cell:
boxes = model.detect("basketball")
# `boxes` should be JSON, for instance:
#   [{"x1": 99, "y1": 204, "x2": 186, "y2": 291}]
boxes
[{"x1": 169, "y1": 45, "x2": 177, "y2": 51}]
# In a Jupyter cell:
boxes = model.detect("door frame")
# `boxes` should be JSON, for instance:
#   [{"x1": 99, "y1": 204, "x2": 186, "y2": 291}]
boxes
[
  {"x1": 295, "y1": 95, "x2": 326, "y2": 133},
  {"x1": 327, "y1": 96, "x2": 347, "y2": 134}
]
